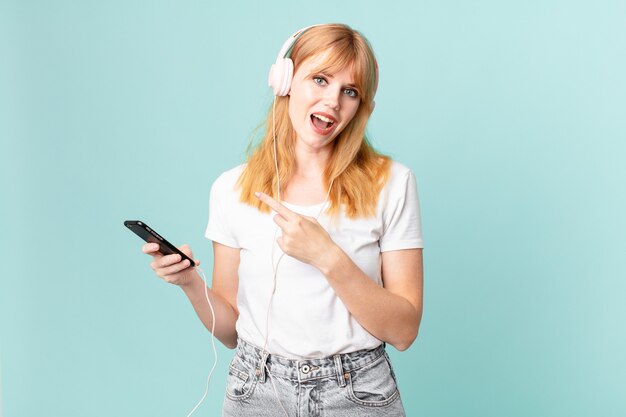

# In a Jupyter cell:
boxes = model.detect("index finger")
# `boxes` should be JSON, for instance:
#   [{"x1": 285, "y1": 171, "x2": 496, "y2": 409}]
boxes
[{"x1": 255, "y1": 191, "x2": 295, "y2": 219}]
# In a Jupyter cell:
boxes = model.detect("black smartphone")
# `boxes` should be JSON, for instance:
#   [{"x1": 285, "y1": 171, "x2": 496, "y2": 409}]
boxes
[{"x1": 124, "y1": 220, "x2": 196, "y2": 266}]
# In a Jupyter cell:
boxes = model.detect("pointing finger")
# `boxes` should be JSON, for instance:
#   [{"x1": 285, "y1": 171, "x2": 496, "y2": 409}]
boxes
[{"x1": 255, "y1": 192, "x2": 295, "y2": 219}]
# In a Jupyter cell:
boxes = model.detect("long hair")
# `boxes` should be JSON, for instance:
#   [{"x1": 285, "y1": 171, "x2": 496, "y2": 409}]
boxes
[{"x1": 237, "y1": 23, "x2": 391, "y2": 218}]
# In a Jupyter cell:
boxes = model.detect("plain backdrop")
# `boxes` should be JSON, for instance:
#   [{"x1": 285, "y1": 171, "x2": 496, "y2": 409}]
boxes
[{"x1": 1, "y1": 1, "x2": 625, "y2": 416}]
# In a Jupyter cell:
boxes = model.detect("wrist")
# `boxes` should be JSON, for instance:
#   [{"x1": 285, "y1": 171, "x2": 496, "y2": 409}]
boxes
[
  {"x1": 317, "y1": 243, "x2": 344, "y2": 276},
  {"x1": 180, "y1": 270, "x2": 203, "y2": 293}
]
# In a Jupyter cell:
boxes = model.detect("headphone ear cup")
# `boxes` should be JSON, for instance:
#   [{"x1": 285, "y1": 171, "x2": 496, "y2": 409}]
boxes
[
  {"x1": 268, "y1": 58, "x2": 294, "y2": 96},
  {"x1": 280, "y1": 58, "x2": 294, "y2": 96},
  {"x1": 268, "y1": 61, "x2": 282, "y2": 96}
]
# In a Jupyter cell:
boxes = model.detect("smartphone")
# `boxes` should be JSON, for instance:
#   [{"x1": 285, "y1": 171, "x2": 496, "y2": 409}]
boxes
[{"x1": 124, "y1": 220, "x2": 196, "y2": 266}]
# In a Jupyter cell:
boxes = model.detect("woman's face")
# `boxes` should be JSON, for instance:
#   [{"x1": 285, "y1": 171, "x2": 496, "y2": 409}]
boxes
[{"x1": 288, "y1": 52, "x2": 361, "y2": 152}]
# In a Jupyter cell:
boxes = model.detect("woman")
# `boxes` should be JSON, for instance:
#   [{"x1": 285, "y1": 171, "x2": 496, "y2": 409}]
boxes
[{"x1": 143, "y1": 23, "x2": 423, "y2": 417}]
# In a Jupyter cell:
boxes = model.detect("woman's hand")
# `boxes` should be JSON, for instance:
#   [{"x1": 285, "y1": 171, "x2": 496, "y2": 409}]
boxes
[
  {"x1": 142, "y1": 243, "x2": 201, "y2": 287},
  {"x1": 255, "y1": 191, "x2": 337, "y2": 269}
]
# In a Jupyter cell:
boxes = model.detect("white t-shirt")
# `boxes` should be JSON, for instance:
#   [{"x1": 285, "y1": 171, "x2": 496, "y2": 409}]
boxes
[{"x1": 205, "y1": 161, "x2": 423, "y2": 359}]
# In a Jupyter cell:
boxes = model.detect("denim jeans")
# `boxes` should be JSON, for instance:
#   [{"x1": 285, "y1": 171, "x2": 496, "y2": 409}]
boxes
[{"x1": 222, "y1": 338, "x2": 406, "y2": 417}]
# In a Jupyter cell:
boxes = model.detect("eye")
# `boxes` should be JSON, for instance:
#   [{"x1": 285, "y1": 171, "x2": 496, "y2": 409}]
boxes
[
  {"x1": 313, "y1": 76, "x2": 327, "y2": 86},
  {"x1": 343, "y1": 88, "x2": 358, "y2": 98}
]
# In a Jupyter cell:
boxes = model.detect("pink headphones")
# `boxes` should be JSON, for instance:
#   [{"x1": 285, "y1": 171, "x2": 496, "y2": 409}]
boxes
[{"x1": 268, "y1": 24, "x2": 378, "y2": 108}]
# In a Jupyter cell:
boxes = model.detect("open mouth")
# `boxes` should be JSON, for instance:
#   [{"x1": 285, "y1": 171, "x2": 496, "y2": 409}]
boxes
[{"x1": 310, "y1": 113, "x2": 336, "y2": 134}]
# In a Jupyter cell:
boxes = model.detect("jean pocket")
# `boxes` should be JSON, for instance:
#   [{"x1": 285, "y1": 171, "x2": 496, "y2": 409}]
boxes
[
  {"x1": 345, "y1": 353, "x2": 400, "y2": 407},
  {"x1": 225, "y1": 361, "x2": 257, "y2": 401}
]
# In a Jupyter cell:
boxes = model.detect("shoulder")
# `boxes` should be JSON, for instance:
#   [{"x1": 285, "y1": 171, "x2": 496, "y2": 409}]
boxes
[
  {"x1": 211, "y1": 164, "x2": 247, "y2": 191},
  {"x1": 377, "y1": 160, "x2": 420, "y2": 214},
  {"x1": 384, "y1": 160, "x2": 415, "y2": 191},
  {"x1": 388, "y1": 160, "x2": 412, "y2": 178}
]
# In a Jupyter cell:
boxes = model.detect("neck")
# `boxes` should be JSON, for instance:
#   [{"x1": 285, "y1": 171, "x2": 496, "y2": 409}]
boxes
[{"x1": 293, "y1": 141, "x2": 332, "y2": 180}]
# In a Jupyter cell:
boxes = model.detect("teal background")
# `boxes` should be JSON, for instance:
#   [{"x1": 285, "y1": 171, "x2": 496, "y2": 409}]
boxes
[{"x1": 1, "y1": 0, "x2": 625, "y2": 416}]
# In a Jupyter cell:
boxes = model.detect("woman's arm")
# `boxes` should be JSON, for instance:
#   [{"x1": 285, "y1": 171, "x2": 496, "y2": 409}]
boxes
[{"x1": 319, "y1": 247, "x2": 423, "y2": 351}]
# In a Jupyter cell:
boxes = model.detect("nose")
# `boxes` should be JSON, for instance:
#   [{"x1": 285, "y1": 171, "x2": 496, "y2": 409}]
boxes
[{"x1": 323, "y1": 87, "x2": 341, "y2": 111}]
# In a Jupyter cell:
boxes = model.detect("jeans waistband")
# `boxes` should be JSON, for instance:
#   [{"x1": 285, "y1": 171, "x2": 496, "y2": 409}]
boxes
[{"x1": 234, "y1": 337, "x2": 386, "y2": 384}]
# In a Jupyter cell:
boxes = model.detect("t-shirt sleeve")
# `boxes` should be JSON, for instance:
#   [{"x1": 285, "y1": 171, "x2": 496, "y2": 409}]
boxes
[
  {"x1": 379, "y1": 169, "x2": 424, "y2": 252},
  {"x1": 204, "y1": 173, "x2": 240, "y2": 248}
]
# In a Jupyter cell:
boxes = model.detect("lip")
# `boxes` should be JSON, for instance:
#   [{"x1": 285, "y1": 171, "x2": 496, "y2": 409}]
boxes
[
  {"x1": 309, "y1": 112, "x2": 338, "y2": 136},
  {"x1": 311, "y1": 112, "x2": 338, "y2": 124}
]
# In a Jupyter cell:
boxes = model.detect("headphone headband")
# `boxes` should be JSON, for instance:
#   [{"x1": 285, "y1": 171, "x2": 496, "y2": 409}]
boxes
[{"x1": 274, "y1": 25, "x2": 321, "y2": 63}]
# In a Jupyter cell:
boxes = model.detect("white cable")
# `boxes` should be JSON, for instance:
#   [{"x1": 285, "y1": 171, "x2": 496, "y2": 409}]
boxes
[
  {"x1": 261, "y1": 192, "x2": 331, "y2": 417},
  {"x1": 185, "y1": 266, "x2": 218, "y2": 417},
  {"x1": 272, "y1": 97, "x2": 281, "y2": 202},
  {"x1": 265, "y1": 94, "x2": 335, "y2": 417}
]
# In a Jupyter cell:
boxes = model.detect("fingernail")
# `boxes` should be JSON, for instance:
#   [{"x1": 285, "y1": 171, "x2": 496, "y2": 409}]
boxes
[{"x1": 254, "y1": 192, "x2": 261, "y2": 198}]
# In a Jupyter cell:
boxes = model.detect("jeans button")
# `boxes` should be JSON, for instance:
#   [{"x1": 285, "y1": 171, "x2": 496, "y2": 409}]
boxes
[{"x1": 301, "y1": 365, "x2": 310, "y2": 374}]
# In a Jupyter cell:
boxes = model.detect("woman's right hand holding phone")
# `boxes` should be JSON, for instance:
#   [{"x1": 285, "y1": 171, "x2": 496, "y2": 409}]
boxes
[{"x1": 142, "y1": 243, "x2": 200, "y2": 287}]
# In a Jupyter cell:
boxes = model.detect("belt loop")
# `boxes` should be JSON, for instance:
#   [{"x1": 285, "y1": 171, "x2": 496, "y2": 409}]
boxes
[
  {"x1": 258, "y1": 351, "x2": 270, "y2": 383},
  {"x1": 333, "y1": 354, "x2": 346, "y2": 388}
]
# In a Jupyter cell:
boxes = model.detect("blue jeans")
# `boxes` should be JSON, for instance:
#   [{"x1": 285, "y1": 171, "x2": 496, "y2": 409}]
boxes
[{"x1": 222, "y1": 338, "x2": 406, "y2": 417}]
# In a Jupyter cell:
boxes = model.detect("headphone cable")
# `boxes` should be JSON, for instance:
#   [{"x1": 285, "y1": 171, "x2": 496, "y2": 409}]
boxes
[{"x1": 185, "y1": 266, "x2": 218, "y2": 417}]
